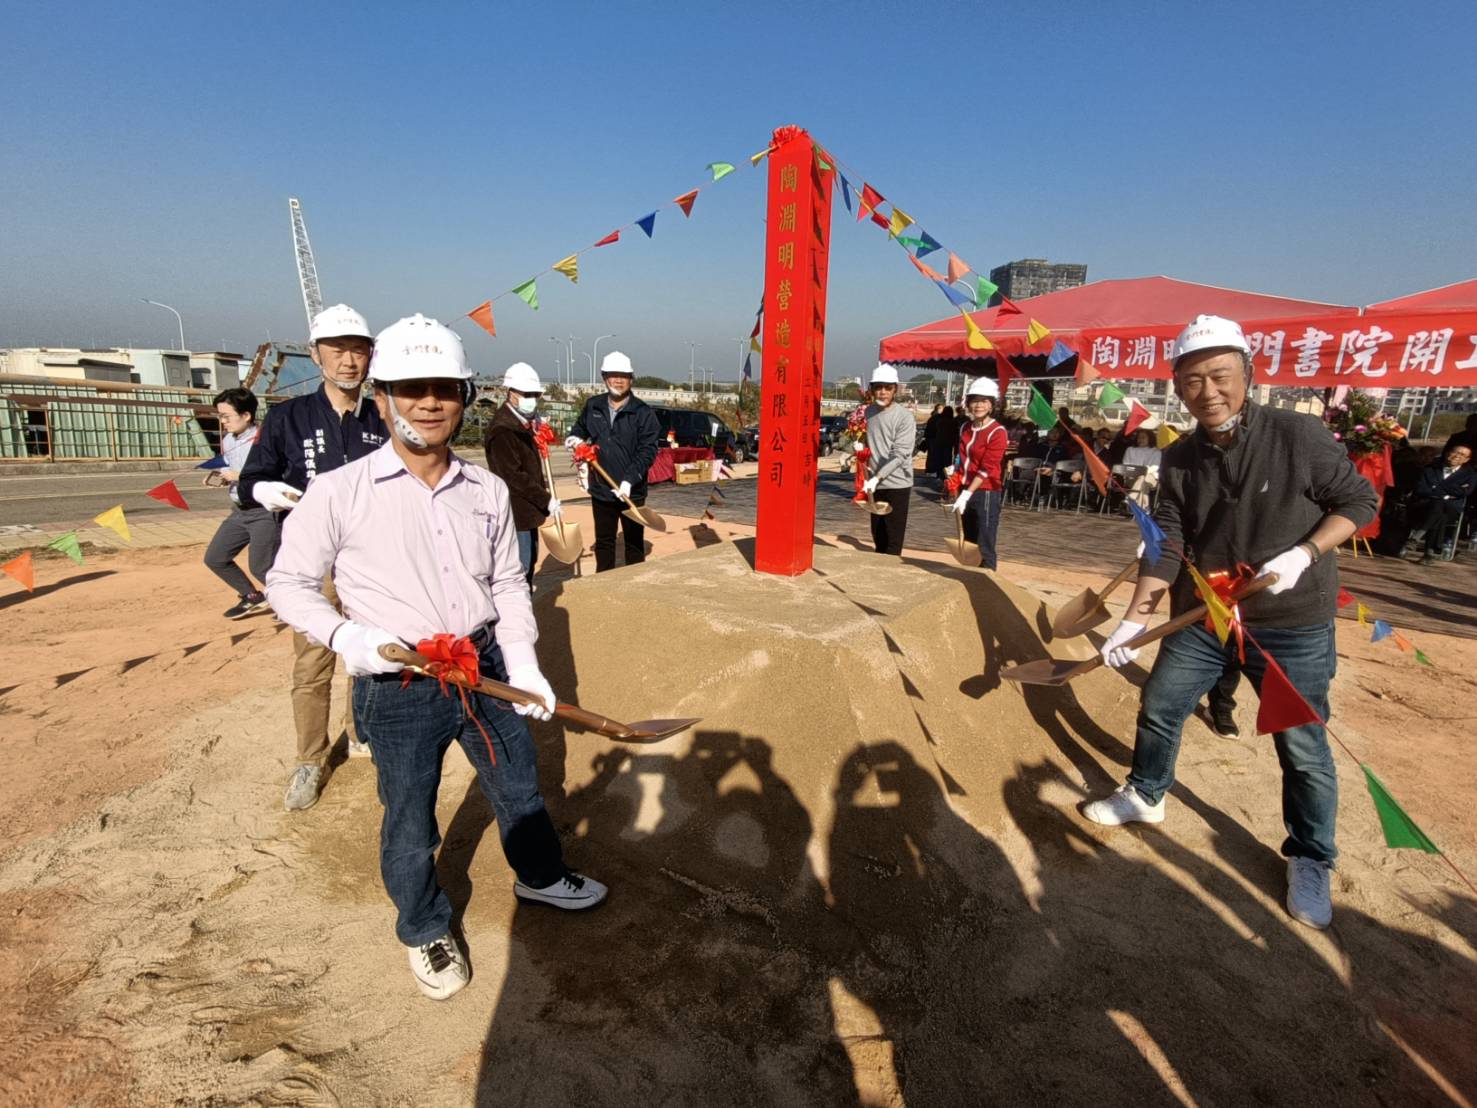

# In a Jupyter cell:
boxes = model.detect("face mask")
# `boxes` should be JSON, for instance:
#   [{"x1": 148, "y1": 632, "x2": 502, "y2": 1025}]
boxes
[
  {"x1": 516, "y1": 396, "x2": 538, "y2": 416},
  {"x1": 385, "y1": 385, "x2": 429, "y2": 448}
]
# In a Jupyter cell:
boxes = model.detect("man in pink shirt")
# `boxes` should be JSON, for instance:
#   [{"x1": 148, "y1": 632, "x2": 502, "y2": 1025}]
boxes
[{"x1": 267, "y1": 314, "x2": 607, "y2": 1002}]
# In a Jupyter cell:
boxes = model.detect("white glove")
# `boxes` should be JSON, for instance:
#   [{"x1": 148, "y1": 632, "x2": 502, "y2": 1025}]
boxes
[
  {"x1": 1136, "y1": 541, "x2": 1145, "y2": 558},
  {"x1": 506, "y1": 664, "x2": 557, "y2": 722},
  {"x1": 564, "y1": 435, "x2": 583, "y2": 450},
  {"x1": 944, "y1": 465, "x2": 956, "y2": 476},
  {"x1": 617, "y1": 480, "x2": 632, "y2": 500},
  {"x1": 853, "y1": 440, "x2": 867, "y2": 454},
  {"x1": 862, "y1": 476, "x2": 879, "y2": 495},
  {"x1": 332, "y1": 622, "x2": 405, "y2": 677},
  {"x1": 1257, "y1": 545, "x2": 1312, "y2": 595},
  {"x1": 254, "y1": 480, "x2": 303, "y2": 511},
  {"x1": 1100, "y1": 620, "x2": 1146, "y2": 669},
  {"x1": 952, "y1": 489, "x2": 972, "y2": 514},
  {"x1": 546, "y1": 495, "x2": 561, "y2": 516}
]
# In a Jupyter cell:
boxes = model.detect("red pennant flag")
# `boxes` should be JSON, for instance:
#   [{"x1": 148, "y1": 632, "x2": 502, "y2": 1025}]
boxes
[
  {"x1": 1068, "y1": 429, "x2": 1110, "y2": 496},
  {"x1": 1336, "y1": 587, "x2": 1355, "y2": 608},
  {"x1": 995, "y1": 354, "x2": 1018, "y2": 393},
  {"x1": 146, "y1": 479, "x2": 189, "y2": 511},
  {"x1": 1255, "y1": 653, "x2": 1323, "y2": 734},
  {"x1": 1, "y1": 550, "x2": 34, "y2": 592},
  {"x1": 995, "y1": 295, "x2": 1024, "y2": 319},
  {"x1": 673, "y1": 189, "x2": 699, "y2": 217},
  {"x1": 946, "y1": 253, "x2": 970, "y2": 284},
  {"x1": 1124, "y1": 401, "x2": 1152, "y2": 436},
  {"x1": 469, "y1": 301, "x2": 496, "y2": 337},
  {"x1": 858, "y1": 184, "x2": 884, "y2": 221},
  {"x1": 593, "y1": 229, "x2": 620, "y2": 247},
  {"x1": 870, "y1": 208, "x2": 890, "y2": 229}
]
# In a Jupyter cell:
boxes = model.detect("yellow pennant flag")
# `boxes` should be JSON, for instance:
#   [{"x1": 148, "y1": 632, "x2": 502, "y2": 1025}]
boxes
[
  {"x1": 1156, "y1": 424, "x2": 1180, "y2": 449},
  {"x1": 1026, "y1": 318, "x2": 1051, "y2": 345},
  {"x1": 552, "y1": 254, "x2": 578, "y2": 284},
  {"x1": 750, "y1": 147, "x2": 771, "y2": 166},
  {"x1": 749, "y1": 336, "x2": 761, "y2": 354},
  {"x1": 1355, "y1": 603, "x2": 1371, "y2": 628},
  {"x1": 888, "y1": 207, "x2": 914, "y2": 237},
  {"x1": 94, "y1": 504, "x2": 131, "y2": 542},
  {"x1": 1186, "y1": 562, "x2": 1233, "y2": 644},
  {"x1": 960, "y1": 310, "x2": 993, "y2": 351}
]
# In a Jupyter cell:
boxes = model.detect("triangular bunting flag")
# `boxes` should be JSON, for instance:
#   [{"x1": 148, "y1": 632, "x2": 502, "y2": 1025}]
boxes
[
  {"x1": 917, "y1": 232, "x2": 943, "y2": 259},
  {"x1": 594, "y1": 229, "x2": 620, "y2": 247},
  {"x1": 707, "y1": 162, "x2": 735, "y2": 181},
  {"x1": 195, "y1": 454, "x2": 228, "y2": 470},
  {"x1": 1156, "y1": 424, "x2": 1180, "y2": 449},
  {"x1": 1127, "y1": 500, "x2": 1166, "y2": 564},
  {"x1": 934, "y1": 280, "x2": 973, "y2": 309},
  {"x1": 2, "y1": 551, "x2": 34, "y2": 592},
  {"x1": 1046, "y1": 340, "x2": 1075, "y2": 369},
  {"x1": 1026, "y1": 386, "x2": 1058, "y2": 432},
  {"x1": 1075, "y1": 359, "x2": 1101, "y2": 385},
  {"x1": 947, "y1": 253, "x2": 970, "y2": 284},
  {"x1": 839, "y1": 175, "x2": 853, "y2": 212},
  {"x1": 858, "y1": 184, "x2": 883, "y2": 222},
  {"x1": 673, "y1": 189, "x2": 699, "y2": 217},
  {"x1": 975, "y1": 276, "x2": 998, "y2": 304},
  {"x1": 1361, "y1": 765, "x2": 1440, "y2": 852},
  {"x1": 960, "y1": 311, "x2": 993, "y2": 351},
  {"x1": 512, "y1": 279, "x2": 539, "y2": 310},
  {"x1": 869, "y1": 208, "x2": 890, "y2": 229},
  {"x1": 469, "y1": 300, "x2": 496, "y2": 337},
  {"x1": 1255, "y1": 654, "x2": 1323, "y2": 733},
  {"x1": 888, "y1": 207, "x2": 914, "y2": 237},
  {"x1": 994, "y1": 354, "x2": 1019, "y2": 393},
  {"x1": 1026, "y1": 318, "x2": 1051, "y2": 345},
  {"x1": 1391, "y1": 632, "x2": 1413, "y2": 653},
  {"x1": 750, "y1": 148, "x2": 770, "y2": 166},
  {"x1": 1124, "y1": 401, "x2": 1152, "y2": 436},
  {"x1": 1336, "y1": 587, "x2": 1355, "y2": 608},
  {"x1": 1068, "y1": 429, "x2": 1111, "y2": 495},
  {"x1": 749, "y1": 337, "x2": 761, "y2": 354},
  {"x1": 47, "y1": 532, "x2": 84, "y2": 565},
  {"x1": 1355, "y1": 602, "x2": 1371, "y2": 628},
  {"x1": 1098, "y1": 381, "x2": 1126, "y2": 408},
  {"x1": 146, "y1": 479, "x2": 189, "y2": 510},
  {"x1": 742, "y1": 354, "x2": 753, "y2": 381},
  {"x1": 94, "y1": 505, "x2": 131, "y2": 542},
  {"x1": 1371, "y1": 619, "x2": 1394, "y2": 643},
  {"x1": 995, "y1": 295, "x2": 1024, "y2": 318},
  {"x1": 895, "y1": 235, "x2": 924, "y2": 250},
  {"x1": 1186, "y1": 562, "x2": 1234, "y2": 644},
  {"x1": 907, "y1": 254, "x2": 944, "y2": 282},
  {"x1": 636, "y1": 212, "x2": 657, "y2": 238},
  {"x1": 552, "y1": 255, "x2": 579, "y2": 284},
  {"x1": 1415, "y1": 649, "x2": 1433, "y2": 667}
]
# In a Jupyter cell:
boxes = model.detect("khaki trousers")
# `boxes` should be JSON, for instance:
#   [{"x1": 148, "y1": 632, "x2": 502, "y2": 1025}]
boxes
[{"x1": 291, "y1": 575, "x2": 358, "y2": 767}]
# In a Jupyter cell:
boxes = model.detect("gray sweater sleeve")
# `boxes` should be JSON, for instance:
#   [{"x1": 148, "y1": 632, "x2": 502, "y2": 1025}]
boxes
[{"x1": 869, "y1": 404, "x2": 917, "y2": 487}]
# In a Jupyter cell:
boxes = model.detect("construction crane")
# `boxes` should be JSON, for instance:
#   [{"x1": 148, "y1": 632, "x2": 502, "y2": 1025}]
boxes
[{"x1": 288, "y1": 197, "x2": 323, "y2": 330}]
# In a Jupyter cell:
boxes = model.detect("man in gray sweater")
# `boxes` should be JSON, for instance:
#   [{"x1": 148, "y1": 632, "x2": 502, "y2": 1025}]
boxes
[
  {"x1": 861, "y1": 363, "x2": 918, "y2": 555},
  {"x1": 1083, "y1": 315, "x2": 1377, "y2": 932}
]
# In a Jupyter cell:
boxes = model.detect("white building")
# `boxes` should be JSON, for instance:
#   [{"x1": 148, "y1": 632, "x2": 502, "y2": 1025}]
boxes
[{"x1": 0, "y1": 347, "x2": 243, "y2": 391}]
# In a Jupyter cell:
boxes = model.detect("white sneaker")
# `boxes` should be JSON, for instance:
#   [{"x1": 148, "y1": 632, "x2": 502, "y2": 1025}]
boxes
[
  {"x1": 1083, "y1": 783, "x2": 1166, "y2": 826},
  {"x1": 283, "y1": 764, "x2": 323, "y2": 811},
  {"x1": 513, "y1": 871, "x2": 608, "y2": 911},
  {"x1": 407, "y1": 933, "x2": 470, "y2": 1000},
  {"x1": 1286, "y1": 857, "x2": 1333, "y2": 930}
]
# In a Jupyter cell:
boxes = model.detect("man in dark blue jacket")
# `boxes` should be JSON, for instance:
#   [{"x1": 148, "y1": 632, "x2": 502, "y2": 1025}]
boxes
[
  {"x1": 567, "y1": 351, "x2": 660, "y2": 572},
  {"x1": 240, "y1": 304, "x2": 387, "y2": 811},
  {"x1": 1408, "y1": 442, "x2": 1475, "y2": 564}
]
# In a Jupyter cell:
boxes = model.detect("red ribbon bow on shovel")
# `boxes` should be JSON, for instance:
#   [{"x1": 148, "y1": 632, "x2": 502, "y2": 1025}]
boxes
[
  {"x1": 852, "y1": 445, "x2": 873, "y2": 503},
  {"x1": 533, "y1": 421, "x2": 557, "y2": 460},
  {"x1": 403, "y1": 633, "x2": 498, "y2": 763},
  {"x1": 1194, "y1": 565, "x2": 1254, "y2": 663}
]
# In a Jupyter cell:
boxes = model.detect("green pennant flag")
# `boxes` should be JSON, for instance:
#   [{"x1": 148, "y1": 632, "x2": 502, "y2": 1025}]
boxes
[
  {"x1": 513, "y1": 279, "x2": 539, "y2": 310},
  {"x1": 1362, "y1": 765, "x2": 1439, "y2": 853},
  {"x1": 976, "y1": 276, "x2": 998, "y2": 304},
  {"x1": 46, "y1": 531, "x2": 84, "y2": 565},
  {"x1": 707, "y1": 162, "x2": 735, "y2": 181},
  {"x1": 1026, "y1": 386, "x2": 1058, "y2": 431},
  {"x1": 1098, "y1": 381, "x2": 1126, "y2": 408},
  {"x1": 896, "y1": 236, "x2": 924, "y2": 250},
  {"x1": 1415, "y1": 649, "x2": 1433, "y2": 667}
]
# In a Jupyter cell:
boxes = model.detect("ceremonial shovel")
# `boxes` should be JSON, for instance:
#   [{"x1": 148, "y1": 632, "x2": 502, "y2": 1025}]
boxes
[
  {"x1": 1000, "y1": 573, "x2": 1278, "y2": 687},
  {"x1": 586, "y1": 458, "x2": 667, "y2": 532},
  {"x1": 379, "y1": 644, "x2": 700, "y2": 742},
  {"x1": 854, "y1": 491, "x2": 893, "y2": 516},
  {"x1": 945, "y1": 511, "x2": 982, "y2": 568},
  {"x1": 536, "y1": 455, "x2": 584, "y2": 564},
  {"x1": 1050, "y1": 558, "x2": 1139, "y2": 638}
]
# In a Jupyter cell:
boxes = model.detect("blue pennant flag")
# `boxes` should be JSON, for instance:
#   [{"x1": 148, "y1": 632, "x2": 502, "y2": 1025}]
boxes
[
  {"x1": 742, "y1": 353, "x2": 753, "y2": 381},
  {"x1": 636, "y1": 211, "x2": 657, "y2": 238},
  {"x1": 196, "y1": 454, "x2": 228, "y2": 469},
  {"x1": 934, "y1": 280, "x2": 973, "y2": 309},
  {"x1": 1127, "y1": 500, "x2": 1166, "y2": 564},
  {"x1": 839, "y1": 175, "x2": 853, "y2": 212},
  {"x1": 916, "y1": 232, "x2": 942, "y2": 259},
  {"x1": 1046, "y1": 340, "x2": 1076, "y2": 369},
  {"x1": 1371, "y1": 619, "x2": 1394, "y2": 643}
]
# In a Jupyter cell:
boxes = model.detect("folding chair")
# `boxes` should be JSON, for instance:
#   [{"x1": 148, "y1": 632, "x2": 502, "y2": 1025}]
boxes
[
  {"x1": 1007, "y1": 457, "x2": 1043, "y2": 508},
  {"x1": 1047, "y1": 459, "x2": 1085, "y2": 511},
  {"x1": 1107, "y1": 464, "x2": 1147, "y2": 515}
]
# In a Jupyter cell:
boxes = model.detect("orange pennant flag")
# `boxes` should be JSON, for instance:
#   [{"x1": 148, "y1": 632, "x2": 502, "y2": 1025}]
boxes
[
  {"x1": 469, "y1": 301, "x2": 496, "y2": 337},
  {"x1": 673, "y1": 189, "x2": 699, "y2": 218},
  {"x1": 908, "y1": 254, "x2": 944, "y2": 282},
  {"x1": 1075, "y1": 358, "x2": 1101, "y2": 385},
  {"x1": 947, "y1": 253, "x2": 970, "y2": 284},
  {"x1": 1, "y1": 550, "x2": 34, "y2": 592},
  {"x1": 1392, "y1": 631, "x2": 1413, "y2": 653},
  {"x1": 1068, "y1": 429, "x2": 1110, "y2": 495}
]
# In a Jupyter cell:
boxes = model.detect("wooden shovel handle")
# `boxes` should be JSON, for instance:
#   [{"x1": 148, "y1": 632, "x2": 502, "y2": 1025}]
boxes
[
  {"x1": 1101, "y1": 557, "x2": 1139, "y2": 595},
  {"x1": 539, "y1": 455, "x2": 567, "y2": 541},
  {"x1": 587, "y1": 458, "x2": 632, "y2": 504}
]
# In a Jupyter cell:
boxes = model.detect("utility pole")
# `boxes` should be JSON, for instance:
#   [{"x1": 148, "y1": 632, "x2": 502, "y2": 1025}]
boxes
[{"x1": 688, "y1": 342, "x2": 700, "y2": 390}]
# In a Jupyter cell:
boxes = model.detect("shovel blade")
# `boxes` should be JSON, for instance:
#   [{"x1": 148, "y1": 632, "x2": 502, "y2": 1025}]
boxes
[
  {"x1": 854, "y1": 495, "x2": 892, "y2": 516},
  {"x1": 623, "y1": 505, "x2": 667, "y2": 532},
  {"x1": 999, "y1": 658, "x2": 1096, "y2": 686},
  {"x1": 1050, "y1": 593, "x2": 1114, "y2": 639},
  {"x1": 946, "y1": 538, "x2": 983, "y2": 568},
  {"x1": 619, "y1": 717, "x2": 703, "y2": 742},
  {"x1": 539, "y1": 519, "x2": 585, "y2": 564}
]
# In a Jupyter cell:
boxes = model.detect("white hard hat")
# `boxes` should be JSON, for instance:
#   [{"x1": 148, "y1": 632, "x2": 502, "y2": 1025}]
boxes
[
  {"x1": 965, "y1": 377, "x2": 999, "y2": 399},
  {"x1": 1172, "y1": 314, "x2": 1250, "y2": 365},
  {"x1": 870, "y1": 363, "x2": 900, "y2": 385},
  {"x1": 309, "y1": 303, "x2": 372, "y2": 342},
  {"x1": 368, "y1": 314, "x2": 473, "y2": 382},
  {"x1": 502, "y1": 362, "x2": 542, "y2": 393},
  {"x1": 600, "y1": 350, "x2": 635, "y2": 376}
]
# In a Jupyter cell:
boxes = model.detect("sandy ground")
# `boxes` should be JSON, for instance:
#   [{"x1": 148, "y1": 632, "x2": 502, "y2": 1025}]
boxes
[{"x1": 2, "y1": 497, "x2": 1475, "y2": 1106}]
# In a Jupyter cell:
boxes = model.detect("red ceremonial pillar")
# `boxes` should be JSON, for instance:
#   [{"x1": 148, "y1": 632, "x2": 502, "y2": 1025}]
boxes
[{"x1": 755, "y1": 125, "x2": 833, "y2": 575}]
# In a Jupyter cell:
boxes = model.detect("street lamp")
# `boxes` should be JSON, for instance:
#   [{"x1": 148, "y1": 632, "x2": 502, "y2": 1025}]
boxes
[
  {"x1": 581, "y1": 351, "x2": 594, "y2": 381},
  {"x1": 564, "y1": 335, "x2": 580, "y2": 389},
  {"x1": 140, "y1": 298, "x2": 185, "y2": 351},
  {"x1": 688, "y1": 342, "x2": 700, "y2": 390},
  {"x1": 548, "y1": 337, "x2": 563, "y2": 382},
  {"x1": 591, "y1": 333, "x2": 616, "y2": 384}
]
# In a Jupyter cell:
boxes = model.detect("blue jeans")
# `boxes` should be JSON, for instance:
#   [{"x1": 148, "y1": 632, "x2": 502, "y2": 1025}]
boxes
[
  {"x1": 1127, "y1": 621, "x2": 1339, "y2": 863},
  {"x1": 515, "y1": 529, "x2": 538, "y2": 591},
  {"x1": 963, "y1": 489, "x2": 1002, "y2": 570},
  {"x1": 352, "y1": 641, "x2": 565, "y2": 946}
]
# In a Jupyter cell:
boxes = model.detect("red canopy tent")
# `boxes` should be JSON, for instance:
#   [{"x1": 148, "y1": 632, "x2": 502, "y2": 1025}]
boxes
[{"x1": 1366, "y1": 278, "x2": 1477, "y2": 314}]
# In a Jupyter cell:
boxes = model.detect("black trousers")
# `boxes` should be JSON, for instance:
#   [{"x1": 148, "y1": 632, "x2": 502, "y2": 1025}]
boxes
[
  {"x1": 1409, "y1": 497, "x2": 1464, "y2": 553},
  {"x1": 591, "y1": 496, "x2": 646, "y2": 572},
  {"x1": 869, "y1": 487, "x2": 912, "y2": 555}
]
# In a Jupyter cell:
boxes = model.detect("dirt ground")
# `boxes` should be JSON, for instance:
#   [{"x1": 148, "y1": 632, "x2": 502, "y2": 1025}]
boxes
[{"x1": 2, "y1": 499, "x2": 1475, "y2": 1106}]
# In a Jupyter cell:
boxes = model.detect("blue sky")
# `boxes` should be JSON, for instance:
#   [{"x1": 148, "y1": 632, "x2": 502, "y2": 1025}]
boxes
[{"x1": 2, "y1": 1, "x2": 1473, "y2": 382}]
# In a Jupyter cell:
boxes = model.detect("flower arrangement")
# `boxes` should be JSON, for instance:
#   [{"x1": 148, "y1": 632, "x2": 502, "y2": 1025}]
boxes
[
  {"x1": 1324, "y1": 390, "x2": 1406, "y2": 456},
  {"x1": 841, "y1": 400, "x2": 870, "y2": 445}
]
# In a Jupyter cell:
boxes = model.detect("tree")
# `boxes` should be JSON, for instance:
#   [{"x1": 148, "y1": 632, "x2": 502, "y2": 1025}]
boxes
[
  {"x1": 839, "y1": 381, "x2": 862, "y2": 401},
  {"x1": 634, "y1": 375, "x2": 671, "y2": 389}
]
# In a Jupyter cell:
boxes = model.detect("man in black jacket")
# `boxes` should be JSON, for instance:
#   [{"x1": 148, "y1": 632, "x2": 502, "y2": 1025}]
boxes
[
  {"x1": 483, "y1": 362, "x2": 558, "y2": 589},
  {"x1": 1084, "y1": 315, "x2": 1378, "y2": 932},
  {"x1": 239, "y1": 304, "x2": 387, "y2": 811},
  {"x1": 1407, "y1": 442, "x2": 1475, "y2": 564},
  {"x1": 568, "y1": 351, "x2": 660, "y2": 572}
]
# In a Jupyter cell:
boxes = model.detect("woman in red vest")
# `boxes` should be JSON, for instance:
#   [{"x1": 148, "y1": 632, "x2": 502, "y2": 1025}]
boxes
[{"x1": 950, "y1": 377, "x2": 1008, "y2": 569}]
